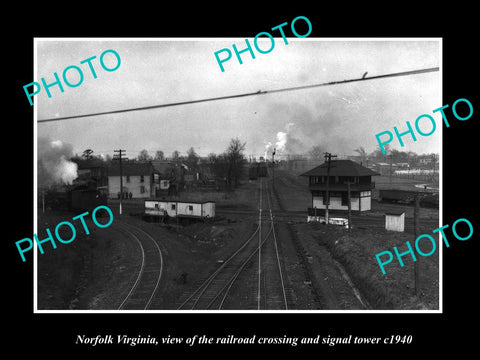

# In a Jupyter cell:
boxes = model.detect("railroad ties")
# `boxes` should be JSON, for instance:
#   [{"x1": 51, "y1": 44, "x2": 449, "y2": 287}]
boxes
[
  {"x1": 257, "y1": 180, "x2": 292, "y2": 310},
  {"x1": 269, "y1": 180, "x2": 325, "y2": 310},
  {"x1": 177, "y1": 226, "x2": 261, "y2": 310},
  {"x1": 177, "y1": 178, "x2": 292, "y2": 311}
]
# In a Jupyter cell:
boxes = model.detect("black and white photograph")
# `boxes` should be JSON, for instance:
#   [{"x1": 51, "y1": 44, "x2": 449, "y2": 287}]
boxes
[
  {"x1": 7, "y1": 8, "x2": 478, "y2": 356},
  {"x1": 34, "y1": 38, "x2": 441, "y2": 312}
]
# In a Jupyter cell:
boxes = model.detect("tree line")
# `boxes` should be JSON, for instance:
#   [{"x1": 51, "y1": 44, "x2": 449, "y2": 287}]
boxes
[{"x1": 72, "y1": 138, "x2": 247, "y2": 190}]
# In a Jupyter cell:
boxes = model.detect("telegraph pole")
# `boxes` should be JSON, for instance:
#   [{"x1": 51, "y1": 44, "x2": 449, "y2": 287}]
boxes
[
  {"x1": 413, "y1": 194, "x2": 420, "y2": 296},
  {"x1": 324, "y1": 152, "x2": 337, "y2": 226},
  {"x1": 272, "y1": 147, "x2": 276, "y2": 188},
  {"x1": 346, "y1": 181, "x2": 353, "y2": 231},
  {"x1": 389, "y1": 154, "x2": 394, "y2": 183},
  {"x1": 113, "y1": 149, "x2": 126, "y2": 215}
]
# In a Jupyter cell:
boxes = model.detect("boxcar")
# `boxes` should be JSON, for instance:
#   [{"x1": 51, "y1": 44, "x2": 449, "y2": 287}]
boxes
[
  {"x1": 379, "y1": 189, "x2": 438, "y2": 208},
  {"x1": 144, "y1": 199, "x2": 215, "y2": 221},
  {"x1": 379, "y1": 189, "x2": 415, "y2": 204}
]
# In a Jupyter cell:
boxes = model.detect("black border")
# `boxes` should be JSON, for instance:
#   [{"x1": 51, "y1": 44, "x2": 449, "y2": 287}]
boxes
[{"x1": 7, "y1": 6, "x2": 478, "y2": 355}]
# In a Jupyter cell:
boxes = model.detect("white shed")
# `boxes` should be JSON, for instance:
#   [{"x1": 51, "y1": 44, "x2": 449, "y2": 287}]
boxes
[{"x1": 385, "y1": 210, "x2": 405, "y2": 232}]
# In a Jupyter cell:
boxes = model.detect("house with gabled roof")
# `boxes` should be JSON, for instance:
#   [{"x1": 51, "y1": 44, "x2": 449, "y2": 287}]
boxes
[
  {"x1": 151, "y1": 160, "x2": 175, "y2": 190},
  {"x1": 107, "y1": 162, "x2": 159, "y2": 199}
]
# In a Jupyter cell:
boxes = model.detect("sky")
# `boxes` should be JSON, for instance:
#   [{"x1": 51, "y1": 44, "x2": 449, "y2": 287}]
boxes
[{"x1": 36, "y1": 38, "x2": 441, "y2": 161}]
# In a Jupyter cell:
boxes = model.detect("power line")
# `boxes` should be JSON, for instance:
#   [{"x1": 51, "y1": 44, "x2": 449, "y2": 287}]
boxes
[{"x1": 38, "y1": 67, "x2": 439, "y2": 124}]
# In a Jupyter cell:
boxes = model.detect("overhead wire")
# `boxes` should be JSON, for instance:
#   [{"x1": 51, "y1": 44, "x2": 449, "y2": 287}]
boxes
[{"x1": 37, "y1": 67, "x2": 439, "y2": 124}]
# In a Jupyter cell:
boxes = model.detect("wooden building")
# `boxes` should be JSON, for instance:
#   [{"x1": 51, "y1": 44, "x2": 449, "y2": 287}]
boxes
[
  {"x1": 74, "y1": 158, "x2": 108, "y2": 187},
  {"x1": 107, "y1": 162, "x2": 159, "y2": 199},
  {"x1": 385, "y1": 210, "x2": 405, "y2": 232},
  {"x1": 151, "y1": 160, "x2": 175, "y2": 192},
  {"x1": 300, "y1": 159, "x2": 380, "y2": 212}
]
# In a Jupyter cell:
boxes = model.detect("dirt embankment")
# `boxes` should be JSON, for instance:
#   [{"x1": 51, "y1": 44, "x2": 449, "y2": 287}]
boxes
[
  {"x1": 295, "y1": 222, "x2": 439, "y2": 310},
  {"x1": 272, "y1": 168, "x2": 439, "y2": 310},
  {"x1": 36, "y1": 211, "x2": 114, "y2": 309}
]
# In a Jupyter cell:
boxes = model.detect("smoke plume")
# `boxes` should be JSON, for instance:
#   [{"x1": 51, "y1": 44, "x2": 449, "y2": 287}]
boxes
[
  {"x1": 262, "y1": 87, "x2": 367, "y2": 158},
  {"x1": 38, "y1": 137, "x2": 78, "y2": 187}
]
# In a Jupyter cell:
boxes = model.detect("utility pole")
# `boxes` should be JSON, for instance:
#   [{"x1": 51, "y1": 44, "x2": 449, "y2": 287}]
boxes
[
  {"x1": 272, "y1": 147, "x2": 276, "y2": 188},
  {"x1": 258, "y1": 180, "x2": 263, "y2": 310},
  {"x1": 413, "y1": 194, "x2": 421, "y2": 296},
  {"x1": 324, "y1": 152, "x2": 337, "y2": 226},
  {"x1": 389, "y1": 154, "x2": 393, "y2": 184},
  {"x1": 113, "y1": 149, "x2": 126, "y2": 215},
  {"x1": 346, "y1": 181, "x2": 353, "y2": 231},
  {"x1": 431, "y1": 153, "x2": 437, "y2": 183}
]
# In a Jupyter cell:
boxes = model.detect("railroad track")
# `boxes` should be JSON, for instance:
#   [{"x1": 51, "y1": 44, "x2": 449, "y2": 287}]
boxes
[
  {"x1": 177, "y1": 178, "x2": 290, "y2": 310},
  {"x1": 258, "y1": 179, "x2": 290, "y2": 310},
  {"x1": 177, "y1": 225, "x2": 262, "y2": 310},
  {"x1": 270, "y1": 179, "x2": 325, "y2": 309},
  {"x1": 116, "y1": 221, "x2": 164, "y2": 310}
]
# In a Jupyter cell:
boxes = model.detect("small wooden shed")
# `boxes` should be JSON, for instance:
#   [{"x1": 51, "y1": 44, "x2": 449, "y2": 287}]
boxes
[{"x1": 385, "y1": 210, "x2": 405, "y2": 232}]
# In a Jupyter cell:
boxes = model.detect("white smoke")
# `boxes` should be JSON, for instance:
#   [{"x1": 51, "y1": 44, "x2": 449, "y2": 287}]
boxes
[
  {"x1": 275, "y1": 131, "x2": 287, "y2": 152},
  {"x1": 263, "y1": 93, "x2": 367, "y2": 156},
  {"x1": 264, "y1": 141, "x2": 273, "y2": 159},
  {"x1": 269, "y1": 122, "x2": 301, "y2": 156},
  {"x1": 264, "y1": 123, "x2": 296, "y2": 159},
  {"x1": 54, "y1": 156, "x2": 78, "y2": 184},
  {"x1": 38, "y1": 137, "x2": 78, "y2": 187}
]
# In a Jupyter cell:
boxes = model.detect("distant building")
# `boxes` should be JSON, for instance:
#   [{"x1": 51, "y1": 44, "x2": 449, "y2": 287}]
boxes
[
  {"x1": 151, "y1": 160, "x2": 175, "y2": 191},
  {"x1": 300, "y1": 159, "x2": 380, "y2": 212},
  {"x1": 107, "y1": 162, "x2": 159, "y2": 199},
  {"x1": 74, "y1": 158, "x2": 108, "y2": 187},
  {"x1": 372, "y1": 162, "x2": 397, "y2": 176},
  {"x1": 419, "y1": 156, "x2": 436, "y2": 165}
]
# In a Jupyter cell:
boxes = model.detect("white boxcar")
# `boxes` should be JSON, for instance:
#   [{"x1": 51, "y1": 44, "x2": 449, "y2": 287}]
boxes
[
  {"x1": 307, "y1": 215, "x2": 349, "y2": 229},
  {"x1": 145, "y1": 200, "x2": 215, "y2": 219},
  {"x1": 145, "y1": 200, "x2": 166, "y2": 216}
]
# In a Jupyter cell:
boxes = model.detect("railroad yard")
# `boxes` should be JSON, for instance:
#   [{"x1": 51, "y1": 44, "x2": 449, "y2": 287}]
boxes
[{"x1": 37, "y1": 167, "x2": 439, "y2": 311}]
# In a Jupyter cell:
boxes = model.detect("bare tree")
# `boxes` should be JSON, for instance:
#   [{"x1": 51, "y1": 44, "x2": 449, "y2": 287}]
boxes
[
  {"x1": 186, "y1": 147, "x2": 199, "y2": 168},
  {"x1": 226, "y1": 138, "x2": 246, "y2": 189},
  {"x1": 207, "y1": 152, "x2": 217, "y2": 164},
  {"x1": 137, "y1": 149, "x2": 152, "y2": 162},
  {"x1": 354, "y1": 146, "x2": 367, "y2": 163},
  {"x1": 171, "y1": 150, "x2": 181, "y2": 161},
  {"x1": 370, "y1": 144, "x2": 390, "y2": 161},
  {"x1": 154, "y1": 150, "x2": 165, "y2": 160}
]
